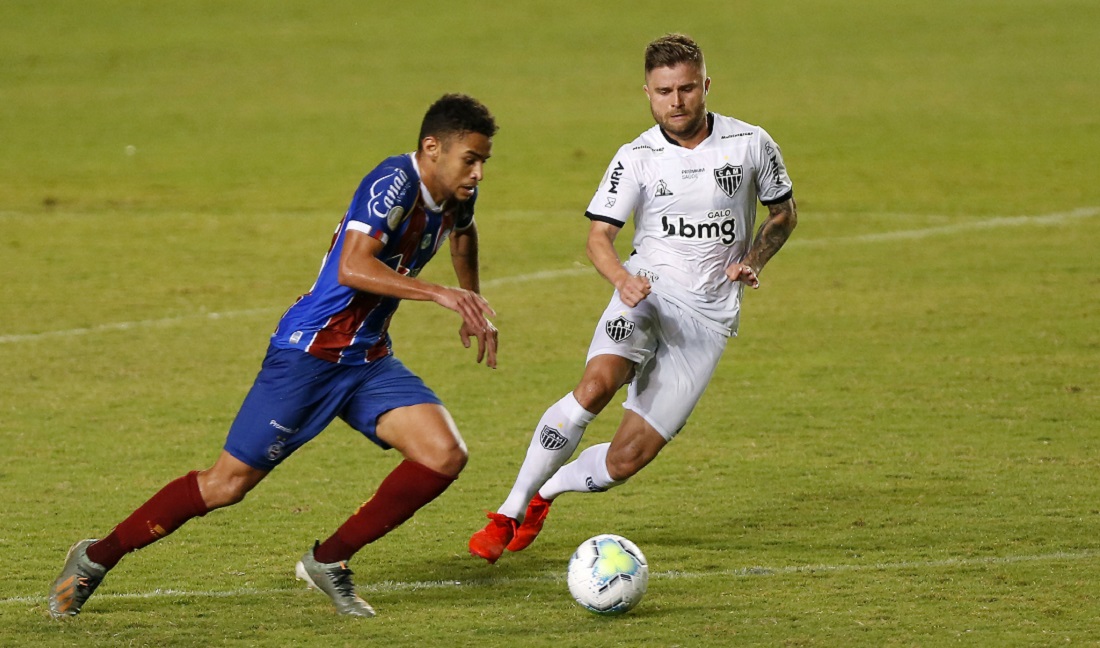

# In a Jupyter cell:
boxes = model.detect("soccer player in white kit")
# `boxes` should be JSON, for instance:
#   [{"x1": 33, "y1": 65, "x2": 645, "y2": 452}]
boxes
[{"x1": 470, "y1": 34, "x2": 798, "y2": 563}]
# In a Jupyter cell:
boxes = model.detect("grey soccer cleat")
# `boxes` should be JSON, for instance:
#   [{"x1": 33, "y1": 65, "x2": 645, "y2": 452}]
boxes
[
  {"x1": 49, "y1": 539, "x2": 108, "y2": 618},
  {"x1": 295, "y1": 543, "x2": 376, "y2": 617}
]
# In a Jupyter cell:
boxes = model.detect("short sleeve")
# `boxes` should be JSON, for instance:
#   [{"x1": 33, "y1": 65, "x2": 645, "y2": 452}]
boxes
[
  {"x1": 345, "y1": 160, "x2": 418, "y2": 244},
  {"x1": 584, "y1": 145, "x2": 642, "y2": 226},
  {"x1": 755, "y1": 129, "x2": 794, "y2": 206}
]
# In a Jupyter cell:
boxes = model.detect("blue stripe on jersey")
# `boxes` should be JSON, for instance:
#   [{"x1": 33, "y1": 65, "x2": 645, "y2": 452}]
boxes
[{"x1": 270, "y1": 153, "x2": 477, "y2": 365}]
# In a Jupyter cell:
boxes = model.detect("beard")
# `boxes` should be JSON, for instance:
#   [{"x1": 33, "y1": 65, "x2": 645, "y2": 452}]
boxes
[{"x1": 656, "y1": 108, "x2": 707, "y2": 141}]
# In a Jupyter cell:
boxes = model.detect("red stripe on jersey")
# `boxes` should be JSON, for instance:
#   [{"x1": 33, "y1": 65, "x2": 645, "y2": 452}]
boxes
[
  {"x1": 307, "y1": 292, "x2": 384, "y2": 363},
  {"x1": 396, "y1": 207, "x2": 428, "y2": 263}
]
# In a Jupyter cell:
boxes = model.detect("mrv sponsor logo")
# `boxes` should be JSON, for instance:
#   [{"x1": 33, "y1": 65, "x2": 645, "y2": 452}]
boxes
[{"x1": 606, "y1": 162, "x2": 625, "y2": 194}]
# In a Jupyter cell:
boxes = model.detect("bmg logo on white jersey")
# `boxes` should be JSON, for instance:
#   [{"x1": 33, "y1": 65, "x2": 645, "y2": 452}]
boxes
[{"x1": 661, "y1": 215, "x2": 738, "y2": 244}]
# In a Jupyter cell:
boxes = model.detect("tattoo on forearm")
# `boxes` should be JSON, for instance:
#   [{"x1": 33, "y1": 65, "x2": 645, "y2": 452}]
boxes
[{"x1": 743, "y1": 198, "x2": 797, "y2": 271}]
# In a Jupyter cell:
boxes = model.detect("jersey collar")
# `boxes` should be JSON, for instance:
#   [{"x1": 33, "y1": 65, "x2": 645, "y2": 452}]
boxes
[
  {"x1": 408, "y1": 152, "x2": 445, "y2": 212},
  {"x1": 658, "y1": 112, "x2": 715, "y2": 148}
]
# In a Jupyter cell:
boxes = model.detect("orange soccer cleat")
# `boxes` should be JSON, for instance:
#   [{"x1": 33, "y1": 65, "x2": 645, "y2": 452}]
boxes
[
  {"x1": 468, "y1": 512, "x2": 517, "y2": 564},
  {"x1": 505, "y1": 494, "x2": 553, "y2": 553}
]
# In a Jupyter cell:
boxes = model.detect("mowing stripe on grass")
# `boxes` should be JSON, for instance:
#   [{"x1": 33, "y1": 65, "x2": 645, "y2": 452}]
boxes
[
  {"x1": 4, "y1": 549, "x2": 1097, "y2": 606},
  {"x1": 2, "y1": 206, "x2": 1096, "y2": 345}
]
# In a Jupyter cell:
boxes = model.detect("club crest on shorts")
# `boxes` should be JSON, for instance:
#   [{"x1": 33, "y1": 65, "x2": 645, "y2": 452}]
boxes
[
  {"x1": 540, "y1": 425, "x2": 568, "y2": 450},
  {"x1": 266, "y1": 439, "x2": 286, "y2": 462},
  {"x1": 605, "y1": 315, "x2": 635, "y2": 343},
  {"x1": 714, "y1": 164, "x2": 743, "y2": 198}
]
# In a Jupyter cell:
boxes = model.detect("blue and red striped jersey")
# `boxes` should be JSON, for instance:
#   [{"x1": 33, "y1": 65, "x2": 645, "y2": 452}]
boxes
[{"x1": 270, "y1": 153, "x2": 475, "y2": 364}]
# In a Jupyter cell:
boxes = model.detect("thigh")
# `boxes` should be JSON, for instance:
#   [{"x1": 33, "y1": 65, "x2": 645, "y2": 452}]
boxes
[
  {"x1": 624, "y1": 297, "x2": 727, "y2": 440},
  {"x1": 339, "y1": 355, "x2": 443, "y2": 450},
  {"x1": 223, "y1": 347, "x2": 352, "y2": 470}
]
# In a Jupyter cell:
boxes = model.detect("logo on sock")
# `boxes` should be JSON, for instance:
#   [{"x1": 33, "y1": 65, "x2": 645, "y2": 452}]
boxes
[
  {"x1": 585, "y1": 477, "x2": 607, "y2": 493},
  {"x1": 539, "y1": 425, "x2": 568, "y2": 450},
  {"x1": 605, "y1": 316, "x2": 635, "y2": 343}
]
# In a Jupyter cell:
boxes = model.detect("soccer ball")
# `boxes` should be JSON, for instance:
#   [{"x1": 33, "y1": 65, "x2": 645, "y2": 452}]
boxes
[{"x1": 566, "y1": 534, "x2": 649, "y2": 615}]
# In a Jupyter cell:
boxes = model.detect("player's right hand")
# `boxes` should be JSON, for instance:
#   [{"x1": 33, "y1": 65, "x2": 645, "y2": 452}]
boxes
[
  {"x1": 440, "y1": 287, "x2": 498, "y2": 368},
  {"x1": 616, "y1": 274, "x2": 652, "y2": 308},
  {"x1": 459, "y1": 319, "x2": 498, "y2": 369}
]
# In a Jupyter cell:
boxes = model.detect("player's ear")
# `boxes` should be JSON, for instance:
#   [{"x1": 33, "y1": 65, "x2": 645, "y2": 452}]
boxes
[{"x1": 421, "y1": 135, "x2": 440, "y2": 161}]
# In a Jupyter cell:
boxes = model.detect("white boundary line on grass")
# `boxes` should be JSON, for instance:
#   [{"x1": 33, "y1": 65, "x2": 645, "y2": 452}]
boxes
[
  {"x1": 3, "y1": 548, "x2": 1096, "y2": 606},
  {"x1": 789, "y1": 206, "x2": 1099, "y2": 247},
  {"x1": 1, "y1": 206, "x2": 1096, "y2": 346}
]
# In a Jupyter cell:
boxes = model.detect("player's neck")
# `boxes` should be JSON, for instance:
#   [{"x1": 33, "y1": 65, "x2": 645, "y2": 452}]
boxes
[{"x1": 412, "y1": 151, "x2": 448, "y2": 210}]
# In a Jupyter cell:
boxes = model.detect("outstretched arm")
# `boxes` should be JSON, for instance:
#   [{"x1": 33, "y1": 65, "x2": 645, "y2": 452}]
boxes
[
  {"x1": 587, "y1": 219, "x2": 651, "y2": 307},
  {"x1": 726, "y1": 196, "x2": 798, "y2": 288},
  {"x1": 339, "y1": 229, "x2": 497, "y2": 367}
]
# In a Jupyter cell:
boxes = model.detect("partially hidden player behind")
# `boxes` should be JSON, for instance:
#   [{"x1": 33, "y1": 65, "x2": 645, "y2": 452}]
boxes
[
  {"x1": 469, "y1": 34, "x2": 797, "y2": 563},
  {"x1": 50, "y1": 94, "x2": 499, "y2": 618}
]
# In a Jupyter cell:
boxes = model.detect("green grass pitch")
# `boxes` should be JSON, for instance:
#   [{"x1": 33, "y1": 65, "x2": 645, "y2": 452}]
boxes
[{"x1": 2, "y1": 1, "x2": 1098, "y2": 645}]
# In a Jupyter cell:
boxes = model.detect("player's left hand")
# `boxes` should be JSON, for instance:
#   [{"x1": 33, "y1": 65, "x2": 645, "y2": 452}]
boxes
[
  {"x1": 726, "y1": 262, "x2": 759, "y2": 289},
  {"x1": 460, "y1": 320, "x2": 498, "y2": 369}
]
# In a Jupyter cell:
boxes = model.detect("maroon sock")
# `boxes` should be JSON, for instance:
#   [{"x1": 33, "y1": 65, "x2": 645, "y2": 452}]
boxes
[
  {"x1": 86, "y1": 470, "x2": 209, "y2": 570},
  {"x1": 313, "y1": 460, "x2": 455, "y2": 564}
]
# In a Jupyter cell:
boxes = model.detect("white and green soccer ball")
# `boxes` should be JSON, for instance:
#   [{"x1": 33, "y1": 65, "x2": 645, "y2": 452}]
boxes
[{"x1": 566, "y1": 534, "x2": 649, "y2": 615}]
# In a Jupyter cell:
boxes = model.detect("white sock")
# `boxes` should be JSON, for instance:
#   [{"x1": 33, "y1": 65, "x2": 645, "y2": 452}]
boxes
[
  {"x1": 540, "y1": 442, "x2": 624, "y2": 500},
  {"x1": 497, "y1": 393, "x2": 595, "y2": 520}
]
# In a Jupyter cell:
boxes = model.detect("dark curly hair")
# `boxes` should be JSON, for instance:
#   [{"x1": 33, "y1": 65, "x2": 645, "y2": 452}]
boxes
[{"x1": 418, "y1": 94, "x2": 498, "y2": 149}]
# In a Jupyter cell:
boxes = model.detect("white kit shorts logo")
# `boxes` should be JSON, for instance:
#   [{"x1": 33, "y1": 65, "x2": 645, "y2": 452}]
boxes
[{"x1": 605, "y1": 316, "x2": 635, "y2": 343}]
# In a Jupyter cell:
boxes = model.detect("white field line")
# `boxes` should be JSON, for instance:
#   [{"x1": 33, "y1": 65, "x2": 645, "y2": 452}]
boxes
[
  {"x1": 3, "y1": 549, "x2": 1096, "y2": 606},
  {"x1": 2, "y1": 207, "x2": 1096, "y2": 346},
  {"x1": 789, "y1": 206, "x2": 1099, "y2": 247}
]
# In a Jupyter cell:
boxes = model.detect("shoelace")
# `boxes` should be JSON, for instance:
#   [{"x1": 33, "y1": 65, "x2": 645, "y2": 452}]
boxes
[{"x1": 326, "y1": 563, "x2": 357, "y2": 598}]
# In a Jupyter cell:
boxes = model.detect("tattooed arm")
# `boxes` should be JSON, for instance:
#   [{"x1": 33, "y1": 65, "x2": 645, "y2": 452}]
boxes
[{"x1": 726, "y1": 196, "x2": 798, "y2": 288}]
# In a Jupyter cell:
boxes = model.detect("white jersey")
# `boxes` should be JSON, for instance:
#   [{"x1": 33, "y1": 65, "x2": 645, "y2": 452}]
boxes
[{"x1": 584, "y1": 113, "x2": 793, "y2": 336}]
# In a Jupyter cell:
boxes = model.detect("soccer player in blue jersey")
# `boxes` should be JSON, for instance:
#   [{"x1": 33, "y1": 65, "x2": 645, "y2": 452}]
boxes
[{"x1": 50, "y1": 94, "x2": 499, "y2": 618}]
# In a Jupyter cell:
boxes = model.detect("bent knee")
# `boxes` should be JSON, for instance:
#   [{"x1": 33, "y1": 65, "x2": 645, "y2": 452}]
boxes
[
  {"x1": 443, "y1": 442, "x2": 469, "y2": 475},
  {"x1": 198, "y1": 473, "x2": 252, "y2": 510},
  {"x1": 574, "y1": 376, "x2": 623, "y2": 413},
  {"x1": 415, "y1": 439, "x2": 468, "y2": 478}
]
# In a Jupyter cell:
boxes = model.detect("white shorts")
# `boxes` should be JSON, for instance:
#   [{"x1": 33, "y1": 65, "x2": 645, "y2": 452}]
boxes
[{"x1": 586, "y1": 291, "x2": 728, "y2": 441}]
